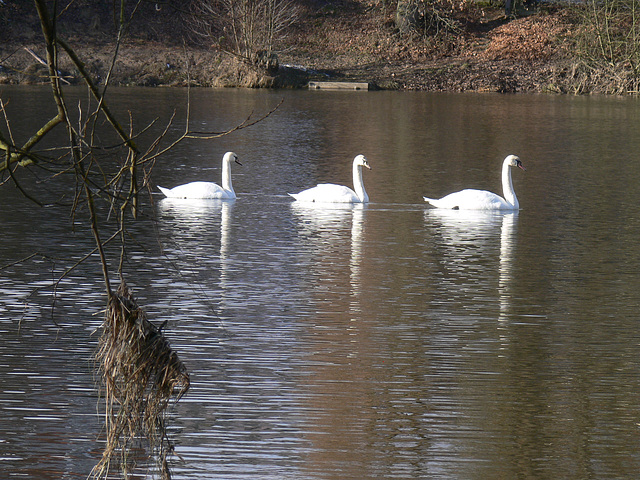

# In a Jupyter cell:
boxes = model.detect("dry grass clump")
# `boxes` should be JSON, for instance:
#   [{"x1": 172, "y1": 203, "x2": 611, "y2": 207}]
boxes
[
  {"x1": 565, "y1": 61, "x2": 640, "y2": 94},
  {"x1": 92, "y1": 281, "x2": 190, "y2": 480}
]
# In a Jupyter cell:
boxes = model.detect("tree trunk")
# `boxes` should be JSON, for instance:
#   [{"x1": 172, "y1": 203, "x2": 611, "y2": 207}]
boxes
[{"x1": 396, "y1": 0, "x2": 420, "y2": 34}]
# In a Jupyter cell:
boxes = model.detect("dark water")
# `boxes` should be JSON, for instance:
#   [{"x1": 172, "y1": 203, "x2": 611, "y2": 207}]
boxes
[{"x1": 2, "y1": 86, "x2": 640, "y2": 479}]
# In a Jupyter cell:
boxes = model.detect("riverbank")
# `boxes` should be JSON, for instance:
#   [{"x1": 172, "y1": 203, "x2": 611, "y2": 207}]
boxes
[{"x1": 0, "y1": 2, "x2": 619, "y2": 94}]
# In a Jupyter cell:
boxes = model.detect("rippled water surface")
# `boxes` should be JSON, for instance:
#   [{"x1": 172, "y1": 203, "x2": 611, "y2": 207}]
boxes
[{"x1": 2, "y1": 87, "x2": 640, "y2": 479}]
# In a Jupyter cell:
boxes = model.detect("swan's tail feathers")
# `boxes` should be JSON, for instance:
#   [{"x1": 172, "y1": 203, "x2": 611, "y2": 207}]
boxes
[
  {"x1": 288, "y1": 193, "x2": 300, "y2": 201},
  {"x1": 423, "y1": 196, "x2": 438, "y2": 206},
  {"x1": 158, "y1": 186, "x2": 172, "y2": 197}
]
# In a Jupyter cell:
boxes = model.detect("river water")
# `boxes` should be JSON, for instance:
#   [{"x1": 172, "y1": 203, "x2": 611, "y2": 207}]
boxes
[{"x1": 1, "y1": 87, "x2": 640, "y2": 479}]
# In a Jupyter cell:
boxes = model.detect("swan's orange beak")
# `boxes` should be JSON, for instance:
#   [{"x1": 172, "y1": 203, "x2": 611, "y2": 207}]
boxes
[{"x1": 517, "y1": 161, "x2": 526, "y2": 171}]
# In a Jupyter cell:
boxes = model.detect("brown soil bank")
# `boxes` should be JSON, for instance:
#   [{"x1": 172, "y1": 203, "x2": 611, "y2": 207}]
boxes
[{"x1": 0, "y1": 1, "x2": 633, "y2": 94}]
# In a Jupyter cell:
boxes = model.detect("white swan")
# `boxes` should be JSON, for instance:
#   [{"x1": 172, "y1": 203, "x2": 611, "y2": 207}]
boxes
[
  {"x1": 423, "y1": 154, "x2": 526, "y2": 210},
  {"x1": 289, "y1": 155, "x2": 371, "y2": 203},
  {"x1": 158, "y1": 151, "x2": 241, "y2": 199}
]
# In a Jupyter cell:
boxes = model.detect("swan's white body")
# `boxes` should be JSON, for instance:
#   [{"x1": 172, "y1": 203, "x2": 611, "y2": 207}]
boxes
[
  {"x1": 423, "y1": 154, "x2": 525, "y2": 210},
  {"x1": 158, "y1": 151, "x2": 241, "y2": 199},
  {"x1": 289, "y1": 155, "x2": 371, "y2": 203}
]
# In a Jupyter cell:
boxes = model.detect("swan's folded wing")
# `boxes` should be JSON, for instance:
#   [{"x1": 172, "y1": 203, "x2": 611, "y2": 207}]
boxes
[
  {"x1": 158, "y1": 181, "x2": 230, "y2": 199},
  {"x1": 425, "y1": 189, "x2": 511, "y2": 210},
  {"x1": 290, "y1": 183, "x2": 359, "y2": 203}
]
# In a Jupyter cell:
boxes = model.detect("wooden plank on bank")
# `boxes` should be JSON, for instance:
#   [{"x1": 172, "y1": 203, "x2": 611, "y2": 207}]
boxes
[{"x1": 308, "y1": 81, "x2": 369, "y2": 91}]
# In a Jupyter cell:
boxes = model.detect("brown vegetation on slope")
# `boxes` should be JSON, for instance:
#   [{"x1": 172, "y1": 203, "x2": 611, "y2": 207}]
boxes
[
  {"x1": 273, "y1": 2, "x2": 575, "y2": 92},
  {"x1": 0, "y1": 1, "x2": 632, "y2": 93}
]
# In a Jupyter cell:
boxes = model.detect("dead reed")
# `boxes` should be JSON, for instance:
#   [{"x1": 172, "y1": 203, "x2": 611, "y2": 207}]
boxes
[{"x1": 91, "y1": 281, "x2": 190, "y2": 479}]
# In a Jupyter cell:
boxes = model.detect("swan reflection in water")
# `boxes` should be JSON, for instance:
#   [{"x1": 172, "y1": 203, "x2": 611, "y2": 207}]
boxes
[
  {"x1": 291, "y1": 202, "x2": 366, "y2": 317},
  {"x1": 157, "y1": 197, "x2": 235, "y2": 313},
  {"x1": 498, "y1": 212, "x2": 517, "y2": 318},
  {"x1": 425, "y1": 208, "x2": 518, "y2": 329}
]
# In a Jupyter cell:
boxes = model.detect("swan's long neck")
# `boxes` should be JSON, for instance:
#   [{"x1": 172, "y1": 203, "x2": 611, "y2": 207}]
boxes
[
  {"x1": 222, "y1": 158, "x2": 235, "y2": 194},
  {"x1": 353, "y1": 163, "x2": 368, "y2": 203},
  {"x1": 502, "y1": 160, "x2": 518, "y2": 209}
]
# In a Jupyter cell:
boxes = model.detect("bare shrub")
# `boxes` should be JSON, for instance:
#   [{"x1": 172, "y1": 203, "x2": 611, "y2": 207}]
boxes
[
  {"x1": 572, "y1": 0, "x2": 640, "y2": 93},
  {"x1": 189, "y1": 0, "x2": 302, "y2": 68}
]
